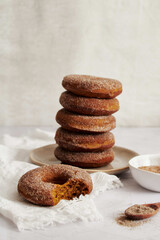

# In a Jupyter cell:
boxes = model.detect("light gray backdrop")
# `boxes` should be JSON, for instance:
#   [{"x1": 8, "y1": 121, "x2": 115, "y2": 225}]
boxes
[{"x1": 1, "y1": 0, "x2": 160, "y2": 126}]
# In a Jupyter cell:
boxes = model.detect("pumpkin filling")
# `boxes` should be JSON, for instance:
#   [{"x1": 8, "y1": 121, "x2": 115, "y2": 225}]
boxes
[{"x1": 51, "y1": 179, "x2": 89, "y2": 205}]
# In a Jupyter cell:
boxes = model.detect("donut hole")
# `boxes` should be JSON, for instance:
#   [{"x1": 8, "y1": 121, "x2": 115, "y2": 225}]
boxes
[
  {"x1": 43, "y1": 175, "x2": 69, "y2": 185},
  {"x1": 52, "y1": 180, "x2": 89, "y2": 205}
]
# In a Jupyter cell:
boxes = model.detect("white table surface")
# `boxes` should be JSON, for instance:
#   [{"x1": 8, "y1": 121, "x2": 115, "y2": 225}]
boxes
[{"x1": 1, "y1": 127, "x2": 160, "y2": 240}]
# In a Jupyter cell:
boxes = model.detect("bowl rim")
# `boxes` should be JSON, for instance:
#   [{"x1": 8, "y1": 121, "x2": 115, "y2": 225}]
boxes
[{"x1": 129, "y1": 153, "x2": 160, "y2": 176}]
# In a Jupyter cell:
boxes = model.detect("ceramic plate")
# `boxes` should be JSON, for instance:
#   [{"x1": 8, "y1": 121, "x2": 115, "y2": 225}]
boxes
[{"x1": 30, "y1": 144, "x2": 138, "y2": 175}]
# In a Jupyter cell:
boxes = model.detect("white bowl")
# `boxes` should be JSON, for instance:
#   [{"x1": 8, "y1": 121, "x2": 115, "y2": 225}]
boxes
[{"x1": 129, "y1": 154, "x2": 160, "y2": 192}]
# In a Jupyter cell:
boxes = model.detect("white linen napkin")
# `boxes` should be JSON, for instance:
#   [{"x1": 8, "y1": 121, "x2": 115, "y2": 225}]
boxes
[{"x1": 0, "y1": 129, "x2": 123, "y2": 231}]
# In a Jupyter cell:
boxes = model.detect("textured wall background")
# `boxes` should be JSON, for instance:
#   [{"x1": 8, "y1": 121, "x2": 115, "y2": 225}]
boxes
[{"x1": 1, "y1": 0, "x2": 160, "y2": 127}]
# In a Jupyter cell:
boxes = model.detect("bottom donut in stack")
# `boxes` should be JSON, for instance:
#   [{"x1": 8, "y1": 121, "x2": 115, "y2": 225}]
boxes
[{"x1": 54, "y1": 146, "x2": 114, "y2": 168}]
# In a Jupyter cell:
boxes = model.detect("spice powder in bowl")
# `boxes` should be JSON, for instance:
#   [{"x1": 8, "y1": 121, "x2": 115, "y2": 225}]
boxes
[{"x1": 139, "y1": 166, "x2": 160, "y2": 174}]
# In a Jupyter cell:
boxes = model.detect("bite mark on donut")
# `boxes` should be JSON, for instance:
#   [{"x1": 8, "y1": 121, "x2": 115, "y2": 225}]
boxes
[{"x1": 51, "y1": 180, "x2": 89, "y2": 205}]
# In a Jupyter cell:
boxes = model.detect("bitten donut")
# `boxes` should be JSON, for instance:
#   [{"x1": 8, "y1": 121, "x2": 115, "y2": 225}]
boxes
[
  {"x1": 18, "y1": 164, "x2": 92, "y2": 206},
  {"x1": 55, "y1": 127, "x2": 115, "y2": 152},
  {"x1": 54, "y1": 147, "x2": 114, "y2": 168},
  {"x1": 56, "y1": 109, "x2": 116, "y2": 132},
  {"x1": 62, "y1": 74, "x2": 122, "y2": 98},
  {"x1": 60, "y1": 91, "x2": 119, "y2": 116}
]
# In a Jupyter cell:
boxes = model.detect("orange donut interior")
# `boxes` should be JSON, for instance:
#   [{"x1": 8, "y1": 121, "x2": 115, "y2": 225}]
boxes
[{"x1": 43, "y1": 175, "x2": 89, "y2": 205}]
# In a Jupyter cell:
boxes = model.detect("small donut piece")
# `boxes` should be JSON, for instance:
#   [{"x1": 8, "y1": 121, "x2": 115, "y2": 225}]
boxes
[
  {"x1": 55, "y1": 127, "x2": 115, "y2": 152},
  {"x1": 54, "y1": 147, "x2": 114, "y2": 168},
  {"x1": 18, "y1": 164, "x2": 92, "y2": 206},
  {"x1": 56, "y1": 109, "x2": 116, "y2": 132},
  {"x1": 62, "y1": 75, "x2": 122, "y2": 98},
  {"x1": 60, "y1": 91, "x2": 119, "y2": 116}
]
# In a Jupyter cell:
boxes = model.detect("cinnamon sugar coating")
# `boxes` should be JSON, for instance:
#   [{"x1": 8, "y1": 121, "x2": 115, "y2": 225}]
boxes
[
  {"x1": 18, "y1": 164, "x2": 93, "y2": 206},
  {"x1": 55, "y1": 127, "x2": 115, "y2": 152},
  {"x1": 62, "y1": 75, "x2": 122, "y2": 98},
  {"x1": 54, "y1": 147, "x2": 114, "y2": 168},
  {"x1": 56, "y1": 109, "x2": 116, "y2": 132},
  {"x1": 60, "y1": 91, "x2": 119, "y2": 116}
]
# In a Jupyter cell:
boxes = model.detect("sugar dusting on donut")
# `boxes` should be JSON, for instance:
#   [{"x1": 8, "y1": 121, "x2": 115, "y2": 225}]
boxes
[
  {"x1": 55, "y1": 147, "x2": 114, "y2": 162},
  {"x1": 55, "y1": 127, "x2": 114, "y2": 144},
  {"x1": 60, "y1": 91, "x2": 119, "y2": 115},
  {"x1": 54, "y1": 147, "x2": 114, "y2": 168},
  {"x1": 62, "y1": 75, "x2": 122, "y2": 98},
  {"x1": 55, "y1": 127, "x2": 115, "y2": 151},
  {"x1": 63, "y1": 75, "x2": 122, "y2": 90},
  {"x1": 56, "y1": 109, "x2": 116, "y2": 132}
]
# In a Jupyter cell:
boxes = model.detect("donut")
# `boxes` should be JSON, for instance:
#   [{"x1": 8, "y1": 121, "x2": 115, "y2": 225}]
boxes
[
  {"x1": 54, "y1": 147, "x2": 114, "y2": 168},
  {"x1": 62, "y1": 74, "x2": 122, "y2": 98},
  {"x1": 18, "y1": 164, "x2": 92, "y2": 206},
  {"x1": 55, "y1": 127, "x2": 115, "y2": 152},
  {"x1": 56, "y1": 109, "x2": 116, "y2": 132},
  {"x1": 60, "y1": 91, "x2": 119, "y2": 116}
]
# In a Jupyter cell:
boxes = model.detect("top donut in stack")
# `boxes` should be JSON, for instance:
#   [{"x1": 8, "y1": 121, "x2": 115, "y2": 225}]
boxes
[{"x1": 54, "y1": 75, "x2": 122, "y2": 168}]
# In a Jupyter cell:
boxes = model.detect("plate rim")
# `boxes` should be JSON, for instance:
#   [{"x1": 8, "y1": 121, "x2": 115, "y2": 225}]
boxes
[{"x1": 30, "y1": 144, "x2": 139, "y2": 174}]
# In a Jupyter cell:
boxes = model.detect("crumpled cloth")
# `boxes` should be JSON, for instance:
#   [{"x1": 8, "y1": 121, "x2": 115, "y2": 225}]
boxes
[{"x1": 0, "y1": 129, "x2": 123, "y2": 231}]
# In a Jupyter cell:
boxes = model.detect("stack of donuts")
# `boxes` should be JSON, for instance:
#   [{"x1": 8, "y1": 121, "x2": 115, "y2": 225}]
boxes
[{"x1": 54, "y1": 75, "x2": 122, "y2": 168}]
